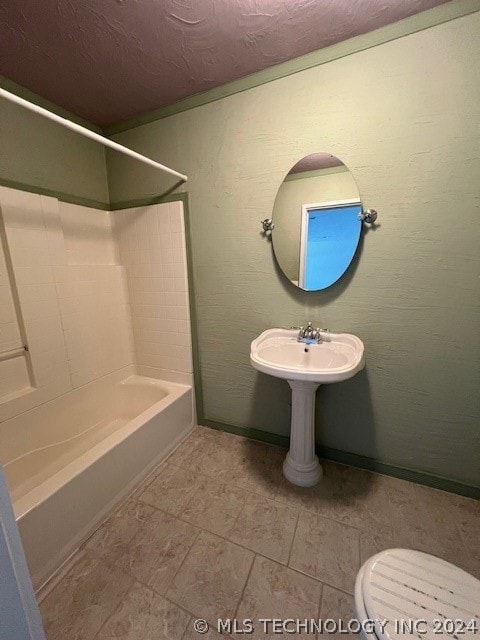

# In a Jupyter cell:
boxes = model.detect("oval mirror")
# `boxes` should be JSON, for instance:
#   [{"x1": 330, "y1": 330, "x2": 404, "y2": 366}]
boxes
[{"x1": 272, "y1": 153, "x2": 362, "y2": 291}]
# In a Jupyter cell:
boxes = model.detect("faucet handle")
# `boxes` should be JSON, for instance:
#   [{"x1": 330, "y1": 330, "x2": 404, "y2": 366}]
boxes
[{"x1": 292, "y1": 326, "x2": 306, "y2": 340}]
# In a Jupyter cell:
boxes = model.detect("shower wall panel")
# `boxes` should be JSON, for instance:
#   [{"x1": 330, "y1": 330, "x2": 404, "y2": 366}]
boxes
[{"x1": 0, "y1": 186, "x2": 134, "y2": 422}]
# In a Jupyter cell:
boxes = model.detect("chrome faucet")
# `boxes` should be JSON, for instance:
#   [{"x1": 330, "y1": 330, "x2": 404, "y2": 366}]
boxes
[{"x1": 294, "y1": 321, "x2": 323, "y2": 344}]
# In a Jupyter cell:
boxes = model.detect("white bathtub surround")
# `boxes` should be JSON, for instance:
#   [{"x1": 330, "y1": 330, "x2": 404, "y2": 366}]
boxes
[
  {"x1": 0, "y1": 186, "x2": 193, "y2": 417},
  {"x1": 48, "y1": 201, "x2": 135, "y2": 389},
  {"x1": 59, "y1": 202, "x2": 118, "y2": 265},
  {"x1": 53, "y1": 264, "x2": 134, "y2": 388},
  {"x1": 0, "y1": 188, "x2": 135, "y2": 419},
  {"x1": 0, "y1": 188, "x2": 72, "y2": 421},
  {"x1": 113, "y1": 201, "x2": 193, "y2": 376},
  {"x1": 0, "y1": 231, "x2": 31, "y2": 399},
  {"x1": 1, "y1": 366, "x2": 194, "y2": 589},
  {"x1": 0, "y1": 225, "x2": 25, "y2": 356}
]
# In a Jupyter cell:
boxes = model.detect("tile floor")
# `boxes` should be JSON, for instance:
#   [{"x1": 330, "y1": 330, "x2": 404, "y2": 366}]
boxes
[{"x1": 38, "y1": 426, "x2": 480, "y2": 639}]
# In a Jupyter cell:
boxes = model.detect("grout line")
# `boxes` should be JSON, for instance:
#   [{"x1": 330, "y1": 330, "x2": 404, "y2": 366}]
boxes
[
  {"x1": 174, "y1": 481, "x2": 204, "y2": 523},
  {"x1": 118, "y1": 570, "x2": 217, "y2": 636},
  {"x1": 180, "y1": 617, "x2": 198, "y2": 640},
  {"x1": 316, "y1": 581, "x2": 324, "y2": 640},
  {"x1": 160, "y1": 523, "x2": 204, "y2": 595},
  {"x1": 286, "y1": 508, "x2": 301, "y2": 567},
  {"x1": 90, "y1": 575, "x2": 194, "y2": 640},
  {"x1": 233, "y1": 552, "x2": 256, "y2": 620},
  {"x1": 90, "y1": 580, "x2": 135, "y2": 640}
]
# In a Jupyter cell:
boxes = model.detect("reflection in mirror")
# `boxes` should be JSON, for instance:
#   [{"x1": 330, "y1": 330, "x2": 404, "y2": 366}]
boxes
[{"x1": 272, "y1": 153, "x2": 362, "y2": 291}]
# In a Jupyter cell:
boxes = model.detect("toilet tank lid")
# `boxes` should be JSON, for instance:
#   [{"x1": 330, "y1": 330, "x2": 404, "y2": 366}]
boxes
[{"x1": 360, "y1": 548, "x2": 480, "y2": 640}]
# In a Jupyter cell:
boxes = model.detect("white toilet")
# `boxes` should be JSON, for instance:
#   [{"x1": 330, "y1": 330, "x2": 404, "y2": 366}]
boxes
[{"x1": 355, "y1": 549, "x2": 480, "y2": 640}]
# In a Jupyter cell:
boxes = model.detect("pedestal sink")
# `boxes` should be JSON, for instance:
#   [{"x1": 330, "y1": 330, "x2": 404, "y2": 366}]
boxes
[{"x1": 250, "y1": 328, "x2": 364, "y2": 487}]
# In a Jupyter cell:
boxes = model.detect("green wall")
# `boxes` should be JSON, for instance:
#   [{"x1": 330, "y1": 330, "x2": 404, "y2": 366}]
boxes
[
  {"x1": 107, "y1": 12, "x2": 480, "y2": 489},
  {"x1": 0, "y1": 79, "x2": 109, "y2": 207}
]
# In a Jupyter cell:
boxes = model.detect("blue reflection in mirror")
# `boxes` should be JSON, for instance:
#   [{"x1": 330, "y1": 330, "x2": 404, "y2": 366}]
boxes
[{"x1": 301, "y1": 201, "x2": 362, "y2": 290}]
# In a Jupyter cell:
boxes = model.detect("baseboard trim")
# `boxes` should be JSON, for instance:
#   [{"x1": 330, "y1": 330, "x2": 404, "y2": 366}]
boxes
[
  {"x1": 204, "y1": 419, "x2": 290, "y2": 448},
  {"x1": 203, "y1": 419, "x2": 480, "y2": 499}
]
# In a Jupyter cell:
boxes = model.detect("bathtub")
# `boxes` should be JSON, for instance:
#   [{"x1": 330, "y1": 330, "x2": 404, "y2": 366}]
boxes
[{"x1": 0, "y1": 366, "x2": 194, "y2": 590}]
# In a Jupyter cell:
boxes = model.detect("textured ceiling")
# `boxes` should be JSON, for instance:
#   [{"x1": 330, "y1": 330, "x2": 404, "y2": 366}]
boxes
[{"x1": 0, "y1": 0, "x2": 451, "y2": 127}]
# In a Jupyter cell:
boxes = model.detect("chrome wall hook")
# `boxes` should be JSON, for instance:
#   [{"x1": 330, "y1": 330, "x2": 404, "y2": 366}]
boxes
[
  {"x1": 261, "y1": 218, "x2": 275, "y2": 234},
  {"x1": 358, "y1": 209, "x2": 378, "y2": 224}
]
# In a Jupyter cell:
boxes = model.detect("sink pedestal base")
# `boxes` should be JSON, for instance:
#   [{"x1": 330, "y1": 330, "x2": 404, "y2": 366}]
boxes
[{"x1": 283, "y1": 380, "x2": 322, "y2": 487}]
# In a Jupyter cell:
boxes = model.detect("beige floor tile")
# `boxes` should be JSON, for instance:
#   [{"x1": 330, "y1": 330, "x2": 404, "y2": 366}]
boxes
[
  {"x1": 84, "y1": 498, "x2": 155, "y2": 563},
  {"x1": 128, "y1": 460, "x2": 170, "y2": 501},
  {"x1": 318, "y1": 585, "x2": 357, "y2": 640},
  {"x1": 276, "y1": 464, "x2": 419, "y2": 537},
  {"x1": 37, "y1": 427, "x2": 480, "y2": 640},
  {"x1": 357, "y1": 483, "x2": 480, "y2": 576},
  {"x1": 166, "y1": 531, "x2": 254, "y2": 623},
  {"x1": 414, "y1": 483, "x2": 480, "y2": 530},
  {"x1": 386, "y1": 482, "x2": 480, "y2": 576},
  {"x1": 137, "y1": 463, "x2": 202, "y2": 516},
  {"x1": 457, "y1": 517, "x2": 480, "y2": 579},
  {"x1": 414, "y1": 483, "x2": 479, "y2": 515},
  {"x1": 337, "y1": 469, "x2": 416, "y2": 532},
  {"x1": 289, "y1": 511, "x2": 360, "y2": 593},
  {"x1": 115, "y1": 509, "x2": 198, "y2": 595},
  {"x1": 236, "y1": 555, "x2": 322, "y2": 639},
  {"x1": 377, "y1": 476, "x2": 429, "y2": 533},
  {"x1": 455, "y1": 497, "x2": 480, "y2": 548},
  {"x1": 189, "y1": 431, "x2": 250, "y2": 482},
  {"x1": 359, "y1": 528, "x2": 397, "y2": 565},
  {"x1": 182, "y1": 621, "x2": 235, "y2": 639},
  {"x1": 96, "y1": 582, "x2": 190, "y2": 639},
  {"x1": 274, "y1": 475, "x2": 339, "y2": 512},
  {"x1": 180, "y1": 477, "x2": 249, "y2": 536},
  {"x1": 228, "y1": 492, "x2": 299, "y2": 564},
  {"x1": 232, "y1": 440, "x2": 287, "y2": 499},
  {"x1": 167, "y1": 426, "x2": 218, "y2": 469},
  {"x1": 273, "y1": 462, "x2": 372, "y2": 526},
  {"x1": 40, "y1": 551, "x2": 133, "y2": 640}
]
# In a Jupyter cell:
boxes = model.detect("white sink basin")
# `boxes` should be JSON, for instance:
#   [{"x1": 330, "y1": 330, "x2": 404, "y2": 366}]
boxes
[
  {"x1": 250, "y1": 328, "x2": 364, "y2": 383},
  {"x1": 250, "y1": 327, "x2": 365, "y2": 487}
]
